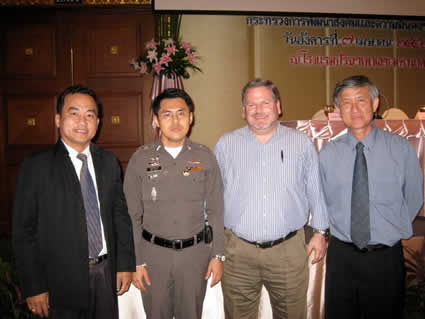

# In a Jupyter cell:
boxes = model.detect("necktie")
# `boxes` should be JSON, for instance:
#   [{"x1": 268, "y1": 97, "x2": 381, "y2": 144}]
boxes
[
  {"x1": 351, "y1": 142, "x2": 371, "y2": 249},
  {"x1": 77, "y1": 153, "x2": 103, "y2": 258}
]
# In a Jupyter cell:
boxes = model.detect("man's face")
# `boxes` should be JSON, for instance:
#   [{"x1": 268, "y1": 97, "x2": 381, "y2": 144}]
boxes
[
  {"x1": 243, "y1": 86, "x2": 281, "y2": 134},
  {"x1": 338, "y1": 86, "x2": 378, "y2": 133},
  {"x1": 55, "y1": 93, "x2": 99, "y2": 153},
  {"x1": 153, "y1": 97, "x2": 193, "y2": 147}
]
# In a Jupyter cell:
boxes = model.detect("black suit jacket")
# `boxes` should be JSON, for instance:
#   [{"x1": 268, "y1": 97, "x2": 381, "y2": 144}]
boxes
[{"x1": 12, "y1": 140, "x2": 135, "y2": 310}]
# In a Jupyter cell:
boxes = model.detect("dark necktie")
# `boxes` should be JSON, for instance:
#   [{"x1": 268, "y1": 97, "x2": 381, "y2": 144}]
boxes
[
  {"x1": 351, "y1": 142, "x2": 371, "y2": 249},
  {"x1": 77, "y1": 153, "x2": 103, "y2": 257}
]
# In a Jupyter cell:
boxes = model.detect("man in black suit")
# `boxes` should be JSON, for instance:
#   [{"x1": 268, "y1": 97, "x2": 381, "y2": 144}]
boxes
[{"x1": 12, "y1": 85, "x2": 135, "y2": 318}]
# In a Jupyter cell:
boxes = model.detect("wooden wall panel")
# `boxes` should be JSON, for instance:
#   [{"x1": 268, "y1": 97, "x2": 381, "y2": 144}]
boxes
[
  {"x1": 7, "y1": 96, "x2": 57, "y2": 145},
  {"x1": 0, "y1": 7, "x2": 155, "y2": 237},
  {"x1": 96, "y1": 94, "x2": 142, "y2": 145},
  {"x1": 88, "y1": 25, "x2": 139, "y2": 77},
  {"x1": 6, "y1": 25, "x2": 56, "y2": 78}
]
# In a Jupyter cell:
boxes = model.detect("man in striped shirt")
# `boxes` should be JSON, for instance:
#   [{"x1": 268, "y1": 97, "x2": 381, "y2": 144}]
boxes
[{"x1": 214, "y1": 78, "x2": 329, "y2": 319}]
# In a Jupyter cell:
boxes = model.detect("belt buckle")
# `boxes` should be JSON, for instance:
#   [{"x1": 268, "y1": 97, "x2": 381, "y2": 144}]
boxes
[
  {"x1": 255, "y1": 241, "x2": 264, "y2": 248},
  {"x1": 172, "y1": 239, "x2": 183, "y2": 250}
]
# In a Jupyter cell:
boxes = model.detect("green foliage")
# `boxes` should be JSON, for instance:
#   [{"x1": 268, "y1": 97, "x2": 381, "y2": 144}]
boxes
[{"x1": 0, "y1": 240, "x2": 36, "y2": 319}]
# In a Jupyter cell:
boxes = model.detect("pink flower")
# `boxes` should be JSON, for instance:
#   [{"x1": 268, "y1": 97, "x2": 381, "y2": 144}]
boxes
[
  {"x1": 186, "y1": 53, "x2": 196, "y2": 64},
  {"x1": 153, "y1": 62, "x2": 164, "y2": 74},
  {"x1": 145, "y1": 39, "x2": 158, "y2": 50},
  {"x1": 159, "y1": 53, "x2": 172, "y2": 66},
  {"x1": 181, "y1": 41, "x2": 192, "y2": 50},
  {"x1": 165, "y1": 45, "x2": 177, "y2": 55},
  {"x1": 139, "y1": 62, "x2": 147, "y2": 74}
]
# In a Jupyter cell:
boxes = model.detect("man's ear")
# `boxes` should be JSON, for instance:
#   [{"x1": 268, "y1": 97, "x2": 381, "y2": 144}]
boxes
[
  {"x1": 55, "y1": 114, "x2": 61, "y2": 128},
  {"x1": 153, "y1": 115, "x2": 159, "y2": 128},
  {"x1": 372, "y1": 97, "x2": 379, "y2": 113}
]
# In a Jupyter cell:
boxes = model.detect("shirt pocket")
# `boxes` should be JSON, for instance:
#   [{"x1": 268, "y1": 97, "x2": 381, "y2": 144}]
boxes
[{"x1": 370, "y1": 173, "x2": 403, "y2": 204}]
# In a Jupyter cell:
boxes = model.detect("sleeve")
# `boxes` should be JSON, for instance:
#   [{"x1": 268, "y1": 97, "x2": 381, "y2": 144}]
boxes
[
  {"x1": 12, "y1": 157, "x2": 48, "y2": 298},
  {"x1": 123, "y1": 153, "x2": 145, "y2": 266},
  {"x1": 213, "y1": 139, "x2": 226, "y2": 186},
  {"x1": 111, "y1": 156, "x2": 136, "y2": 272},
  {"x1": 304, "y1": 139, "x2": 329, "y2": 230},
  {"x1": 205, "y1": 153, "x2": 225, "y2": 256},
  {"x1": 404, "y1": 141, "x2": 424, "y2": 221}
]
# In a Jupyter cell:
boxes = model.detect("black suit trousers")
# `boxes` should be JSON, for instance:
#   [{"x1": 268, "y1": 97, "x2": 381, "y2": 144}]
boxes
[
  {"x1": 49, "y1": 259, "x2": 117, "y2": 319},
  {"x1": 325, "y1": 236, "x2": 405, "y2": 319}
]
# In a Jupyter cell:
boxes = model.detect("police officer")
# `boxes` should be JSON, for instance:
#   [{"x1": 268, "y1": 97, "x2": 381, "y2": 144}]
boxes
[{"x1": 124, "y1": 88, "x2": 225, "y2": 319}]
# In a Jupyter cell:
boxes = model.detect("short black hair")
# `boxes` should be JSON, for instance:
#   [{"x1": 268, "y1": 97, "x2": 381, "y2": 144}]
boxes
[
  {"x1": 152, "y1": 88, "x2": 195, "y2": 116},
  {"x1": 56, "y1": 85, "x2": 102, "y2": 117}
]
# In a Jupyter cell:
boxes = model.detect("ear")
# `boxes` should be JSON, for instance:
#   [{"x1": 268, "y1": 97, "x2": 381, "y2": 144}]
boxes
[
  {"x1": 153, "y1": 115, "x2": 160, "y2": 128},
  {"x1": 241, "y1": 106, "x2": 246, "y2": 120},
  {"x1": 189, "y1": 112, "x2": 193, "y2": 125},
  {"x1": 372, "y1": 97, "x2": 379, "y2": 113},
  {"x1": 55, "y1": 114, "x2": 61, "y2": 128},
  {"x1": 277, "y1": 100, "x2": 282, "y2": 115}
]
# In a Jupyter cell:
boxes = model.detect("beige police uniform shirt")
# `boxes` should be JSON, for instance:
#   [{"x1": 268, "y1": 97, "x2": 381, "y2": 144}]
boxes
[{"x1": 124, "y1": 138, "x2": 224, "y2": 265}]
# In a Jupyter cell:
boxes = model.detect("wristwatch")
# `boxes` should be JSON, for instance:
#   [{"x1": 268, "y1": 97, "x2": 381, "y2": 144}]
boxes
[
  {"x1": 214, "y1": 254, "x2": 226, "y2": 262},
  {"x1": 312, "y1": 228, "x2": 330, "y2": 240}
]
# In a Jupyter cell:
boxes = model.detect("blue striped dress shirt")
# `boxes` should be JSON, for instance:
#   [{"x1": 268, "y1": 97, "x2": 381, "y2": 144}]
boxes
[{"x1": 214, "y1": 124, "x2": 329, "y2": 242}]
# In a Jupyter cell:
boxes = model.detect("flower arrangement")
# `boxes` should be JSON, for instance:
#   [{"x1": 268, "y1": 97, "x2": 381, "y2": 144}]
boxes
[{"x1": 130, "y1": 38, "x2": 201, "y2": 79}]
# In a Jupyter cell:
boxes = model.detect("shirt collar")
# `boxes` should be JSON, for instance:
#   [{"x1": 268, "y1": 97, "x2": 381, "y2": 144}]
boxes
[
  {"x1": 154, "y1": 138, "x2": 193, "y2": 153},
  {"x1": 61, "y1": 139, "x2": 91, "y2": 158},
  {"x1": 344, "y1": 123, "x2": 378, "y2": 151},
  {"x1": 242, "y1": 122, "x2": 283, "y2": 143}
]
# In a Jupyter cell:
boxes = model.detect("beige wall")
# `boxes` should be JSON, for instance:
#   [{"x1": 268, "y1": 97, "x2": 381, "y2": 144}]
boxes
[
  {"x1": 180, "y1": 15, "x2": 425, "y2": 148},
  {"x1": 181, "y1": 15, "x2": 249, "y2": 149}
]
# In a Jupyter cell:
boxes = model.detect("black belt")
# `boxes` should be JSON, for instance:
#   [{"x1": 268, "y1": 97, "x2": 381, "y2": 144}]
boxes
[
  {"x1": 332, "y1": 236, "x2": 393, "y2": 253},
  {"x1": 142, "y1": 229, "x2": 205, "y2": 250},
  {"x1": 239, "y1": 231, "x2": 297, "y2": 249},
  {"x1": 89, "y1": 254, "x2": 107, "y2": 265}
]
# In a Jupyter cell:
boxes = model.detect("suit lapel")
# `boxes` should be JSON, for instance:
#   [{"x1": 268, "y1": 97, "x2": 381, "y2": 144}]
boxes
[{"x1": 55, "y1": 140, "x2": 81, "y2": 195}]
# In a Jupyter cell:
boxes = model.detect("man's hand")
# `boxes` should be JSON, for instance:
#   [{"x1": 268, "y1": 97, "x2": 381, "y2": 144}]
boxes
[
  {"x1": 306, "y1": 233, "x2": 328, "y2": 264},
  {"x1": 204, "y1": 258, "x2": 223, "y2": 288},
  {"x1": 116, "y1": 272, "x2": 133, "y2": 296},
  {"x1": 26, "y1": 292, "x2": 49, "y2": 317},
  {"x1": 132, "y1": 265, "x2": 151, "y2": 292}
]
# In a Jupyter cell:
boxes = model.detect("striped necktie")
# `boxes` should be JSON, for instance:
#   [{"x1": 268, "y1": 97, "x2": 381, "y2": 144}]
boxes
[
  {"x1": 351, "y1": 142, "x2": 371, "y2": 249},
  {"x1": 77, "y1": 153, "x2": 102, "y2": 257}
]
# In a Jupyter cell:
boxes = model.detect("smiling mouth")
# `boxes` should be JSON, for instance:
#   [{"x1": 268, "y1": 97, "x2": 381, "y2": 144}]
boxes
[{"x1": 74, "y1": 129, "x2": 89, "y2": 134}]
